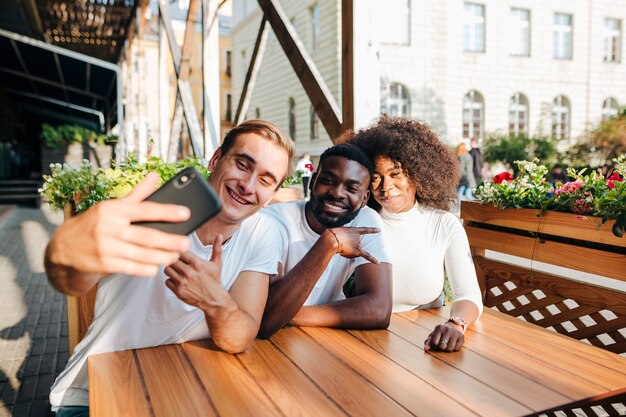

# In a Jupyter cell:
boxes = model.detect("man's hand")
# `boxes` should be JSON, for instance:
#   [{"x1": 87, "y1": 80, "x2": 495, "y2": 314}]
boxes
[
  {"x1": 327, "y1": 227, "x2": 380, "y2": 264},
  {"x1": 424, "y1": 323, "x2": 465, "y2": 352},
  {"x1": 45, "y1": 172, "x2": 192, "y2": 294},
  {"x1": 164, "y1": 235, "x2": 226, "y2": 313}
]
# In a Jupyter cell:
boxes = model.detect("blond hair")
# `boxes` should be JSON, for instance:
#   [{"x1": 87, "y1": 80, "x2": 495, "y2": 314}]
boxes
[{"x1": 222, "y1": 119, "x2": 295, "y2": 180}]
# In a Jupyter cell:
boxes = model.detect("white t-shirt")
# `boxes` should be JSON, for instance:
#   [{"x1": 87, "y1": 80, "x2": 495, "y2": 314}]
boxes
[
  {"x1": 295, "y1": 158, "x2": 313, "y2": 178},
  {"x1": 50, "y1": 212, "x2": 281, "y2": 409},
  {"x1": 263, "y1": 201, "x2": 390, "y2": 306},
  {"x1": 379, "y1": 203, "x2": 483, "y2": 314}
]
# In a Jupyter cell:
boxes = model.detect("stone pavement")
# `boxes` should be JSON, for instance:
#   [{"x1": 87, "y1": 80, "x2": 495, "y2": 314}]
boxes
[{"x1": 0, "y1": 206, "x2": 66, "y2": 417}]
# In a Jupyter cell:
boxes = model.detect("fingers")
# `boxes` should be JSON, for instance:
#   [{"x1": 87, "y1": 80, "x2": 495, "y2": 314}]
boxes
[
  {"x1": 127, "y1": 201, "x2": 191, "y2": 224},
  {"x1": 122, "y1": 226, "x2": 191, "y2": 253},
  {"x1": 424, "y1": 325, "x2": 464, "y2": 352},
  {"x1": 106, "y1": 240, "x2": 184, "y2": 268},
  {"x1": 359, "y1": 250, "x2": 379, "y2": 265},
  {"x1": 353, "y1": 227, "x2": 380, "y2": 235},
  {"x1": 124, "y1": 172, "x2": 160, "y2": 202},
  {"x1": 210, "y1": 235, "x2": 223, "y2": 263}
]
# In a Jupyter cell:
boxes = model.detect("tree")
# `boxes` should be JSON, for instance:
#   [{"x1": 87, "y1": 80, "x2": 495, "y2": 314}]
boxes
[{"x1": 483, "y1": 134, "x2": 557, "y2": 175}]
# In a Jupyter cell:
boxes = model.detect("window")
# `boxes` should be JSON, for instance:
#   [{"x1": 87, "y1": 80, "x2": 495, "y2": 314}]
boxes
[
  {"x1": 311, "y1": 3, "x2": 320, "y2": 52},
  {"x1": 510, "y1": 8, "x2": 530, "y2": 56},
  {"x1": 376, "y1": 0, "x2": 410, "y2": 45},
  {"x1": 604, "y1": 18, "x2": 622, "y2": 63},
  {"x1": 225, "y1": 50, "x2": 232, "y2": 76},
  {"x1": 553, "y1": 13, "x2": 573, "y2": 60},
  {"x1": 551, "y1": 95, "x2": 570, "y2": 140},
  {"x1": 288, "y1": 97, "x2": 296, "y2": 140},
  {"x1": 464, "y1": 3, "x2": 485, "y2": 52},
  {"x1": 509, "y1": 93, "x2": 528, "y2": 136},
  {"x1": 462, "y1": 90, "x2": 484, "y2": 140},
  {"x1": 381, "y1": 82, "x2": 410, "y2": 117},
  {"x1": 310, "y1": 106, "x2": 319, "y2": 141},
  {"x1": 225, "y1": 94, "x2": 232, "y2": 122},
  {"x1": 602, "y1": 97, "x2": 619, "y2": 120}
]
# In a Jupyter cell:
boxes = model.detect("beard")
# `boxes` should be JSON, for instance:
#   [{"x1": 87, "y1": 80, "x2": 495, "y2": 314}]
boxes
[{"x1": 309, "y1": 196, "x2": 361, "y2": 228}]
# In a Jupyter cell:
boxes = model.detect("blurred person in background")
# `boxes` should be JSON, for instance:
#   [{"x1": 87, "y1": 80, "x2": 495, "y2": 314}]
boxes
[{"x1": 456, "y1": 143, "x2": 477, "y2": 202}]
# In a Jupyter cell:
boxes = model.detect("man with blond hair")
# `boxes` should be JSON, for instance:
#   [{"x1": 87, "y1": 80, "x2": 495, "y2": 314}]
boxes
[{"x1": 46, "y1": 120, "x2": 294, "y2": 416}]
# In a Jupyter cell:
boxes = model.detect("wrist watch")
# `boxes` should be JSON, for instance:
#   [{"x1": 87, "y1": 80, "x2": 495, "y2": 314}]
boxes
[{"x1": 446, "y1": 316, "x2": 468, "y2": 332}]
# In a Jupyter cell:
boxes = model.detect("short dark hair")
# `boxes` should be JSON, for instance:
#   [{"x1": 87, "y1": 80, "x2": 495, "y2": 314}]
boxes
[{"x1": 318, "y1": 143, "x2": 374, "y2": 176}]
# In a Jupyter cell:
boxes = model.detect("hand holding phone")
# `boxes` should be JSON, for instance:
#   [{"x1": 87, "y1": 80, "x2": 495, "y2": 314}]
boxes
[{"x1": 133, "y1": 167, "x2": 222, "y2": 235}]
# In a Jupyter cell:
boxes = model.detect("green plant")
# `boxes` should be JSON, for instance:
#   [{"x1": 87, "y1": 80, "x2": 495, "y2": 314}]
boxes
[
  {"x1": 281, "y1": 169, "x2": 304, "y2": 188},
  {"x1": 474, "y1": 154, "x2": 626, "y2": 237},
  {"x1": 40, "y1": 124, "x2": 107, "y2": 149},
  {"x1": 39, "y1": 154, "x2": 209, "y2": 214},
  {"x1": 41, "y1": 123, "x2": 65, "y2": 149},
  {"x1": 483, "y1": 134, "x2": 557, "y2": 175}
]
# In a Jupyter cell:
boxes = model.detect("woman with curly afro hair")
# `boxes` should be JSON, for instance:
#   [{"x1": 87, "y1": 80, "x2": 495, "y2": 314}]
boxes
[{"x1": 351, "y1": 116, "x2": 483, "y2": 353}]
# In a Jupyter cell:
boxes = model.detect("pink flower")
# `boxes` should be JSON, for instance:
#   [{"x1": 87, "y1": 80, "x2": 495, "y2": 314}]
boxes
[
  {"x1": 493, "y1": 172, "x2": 514, "y2": 184},
  {"x1": 572, "y1": 198, "x2": 593, "y2": 215},
  {"x1": 554, "y1": 179, "x2": 584, "y2": 196}
]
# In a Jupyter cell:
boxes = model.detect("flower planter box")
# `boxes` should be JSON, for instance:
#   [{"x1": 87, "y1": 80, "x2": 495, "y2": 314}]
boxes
[
  {"x1": 270, "y1": 186, "x2": 303, "y2": 204},
  {"x1": 461, "y1": 200, "x2": 626, "y2": 354}
]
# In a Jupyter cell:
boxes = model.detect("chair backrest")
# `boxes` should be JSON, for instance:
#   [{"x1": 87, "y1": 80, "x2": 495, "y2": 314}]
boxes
[
  {"x1": 461, "y1": 201, "x2": 626, "y2": 354},
  {"x1": 63, "y1": 204, "x2": 98, "y2": 355},
  {"x1": 67, "y1": 288, "x2": 97, "y2": 355}
]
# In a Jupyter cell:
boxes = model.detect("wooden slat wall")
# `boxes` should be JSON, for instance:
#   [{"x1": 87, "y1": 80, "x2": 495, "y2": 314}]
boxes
[{"x1": 463, "y1": 201, "x2": 626, "y2": 354}]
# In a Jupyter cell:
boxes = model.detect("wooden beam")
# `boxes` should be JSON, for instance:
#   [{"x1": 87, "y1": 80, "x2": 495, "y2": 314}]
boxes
[
  {"x1": 201, "y1": 0, "x2": 220, "y2": 156},
  {"x1": 158, "y1": 0, "x2": 203, "y2": 156},
  {"x1": 341, "y1": 0, "x2": 354, "y2": 132},
  {"x1": 234, "y1": 17, "x2": 269, "y2": 125},
  {"x1": 257, "y1": 0, "x2": 342, "y2": 140}
]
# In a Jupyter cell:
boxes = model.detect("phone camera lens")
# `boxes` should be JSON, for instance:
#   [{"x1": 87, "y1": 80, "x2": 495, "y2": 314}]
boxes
[{"x1": 179, "y1": 175, "x2": 189, "y2": 184}]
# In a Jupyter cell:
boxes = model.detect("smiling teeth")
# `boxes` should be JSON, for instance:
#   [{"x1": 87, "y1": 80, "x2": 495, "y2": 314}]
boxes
[
  {"x1": 323, "y1": 201, "x2": 345, "y2": 212},
  {"x1": 228, "y1": 188, "x2": 248, "y2": 204}
]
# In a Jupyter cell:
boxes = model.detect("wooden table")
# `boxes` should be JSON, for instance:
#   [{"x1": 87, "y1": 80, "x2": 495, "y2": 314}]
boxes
[{"x1": 88, "y1": 307, "x2": 626, "y2": 417}]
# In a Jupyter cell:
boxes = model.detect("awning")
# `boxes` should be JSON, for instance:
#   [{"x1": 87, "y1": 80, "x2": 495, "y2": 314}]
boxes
[{"x1": 0, "y1": 28, "x2": 122, "y2": 134}]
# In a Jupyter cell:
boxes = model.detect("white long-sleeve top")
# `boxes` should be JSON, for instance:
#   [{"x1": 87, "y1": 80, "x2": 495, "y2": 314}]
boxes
[{"x1": 379, "y1": 203, "x2": 483, "y2": 315}]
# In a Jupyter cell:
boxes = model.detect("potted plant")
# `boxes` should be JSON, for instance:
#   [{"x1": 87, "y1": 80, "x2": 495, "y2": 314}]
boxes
[
  {"x1": 469, "y1": 154, "x2": 626, "y2": 239},
  {"x1": 39, "y1": 154, "x2": 209, "y2": 215},
  {"x1": 271, "y1": 168, "x2": 304, "y2": 203}
]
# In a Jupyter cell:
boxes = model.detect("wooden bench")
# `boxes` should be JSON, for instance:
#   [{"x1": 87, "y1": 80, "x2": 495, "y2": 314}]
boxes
[{"x1": 461, "y1": 200, "x2": 626, "y2": 354}]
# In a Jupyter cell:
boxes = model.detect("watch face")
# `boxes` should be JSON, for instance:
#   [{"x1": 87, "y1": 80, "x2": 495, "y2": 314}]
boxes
[{"x1": 449, "y1": 317, "x2": 467, "y2": 329}]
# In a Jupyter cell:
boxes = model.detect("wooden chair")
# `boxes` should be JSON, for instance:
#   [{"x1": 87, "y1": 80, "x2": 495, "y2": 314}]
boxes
[
  {"x1": 461, "y1": 201, "x2": 626, "y2": 355},
  {"x1": 63, "y1": 203, "x2": 98, "y2": 355},
  {"x1": 524, "y1": 387, "x2": 626, "y2": 417}
]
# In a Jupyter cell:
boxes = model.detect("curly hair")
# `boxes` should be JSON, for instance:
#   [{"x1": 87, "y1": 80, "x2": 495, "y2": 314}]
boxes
[{"x1": 351, "y1": 116, "x2": 458, "y2": 211}]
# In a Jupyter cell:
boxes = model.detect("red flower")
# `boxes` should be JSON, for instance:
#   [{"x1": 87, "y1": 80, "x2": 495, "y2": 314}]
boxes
[
  {"x1": 305, "y1": 163, "x2": 314, "y2": 172},
  {"x1": 493, "y1": 172, "x2": 514, "y2": 184},
  {"x1": 607, "y1": 171, "x2": 623, "y2": 190}
]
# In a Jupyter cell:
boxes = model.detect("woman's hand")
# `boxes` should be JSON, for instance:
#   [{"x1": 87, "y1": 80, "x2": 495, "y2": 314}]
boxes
[{"x1": 424, "y1": 323, "x2": 464, "y2": 352}]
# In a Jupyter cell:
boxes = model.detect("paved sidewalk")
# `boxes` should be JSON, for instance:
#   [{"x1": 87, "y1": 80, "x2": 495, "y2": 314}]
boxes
[{"x1": 0, "y1": 206, "x2": 66, "y2": 417}]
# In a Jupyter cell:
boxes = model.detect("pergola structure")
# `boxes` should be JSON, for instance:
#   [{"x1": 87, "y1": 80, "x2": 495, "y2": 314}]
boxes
[{"x1": 158, "y1": 0, "x2": 354, "y2": 160}]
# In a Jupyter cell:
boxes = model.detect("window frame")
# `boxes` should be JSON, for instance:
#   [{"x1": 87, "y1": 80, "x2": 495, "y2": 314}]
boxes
[
  {"x1": 509, "y1": 93, "x2": 529, "y2": 136},
  {"x1": 510, "y1": 8, "x2": 530, "y2": 57},
  {"x1": 553, "y1": 13, "x2": 573, "y2": 60},
  {"x1": 603, "y1": 18, "x2": 622, "y2": 63},
  {"x1": 464, "y1": 2, "x2": 486, "y2": 53},
  {"x1": 551, "y1": 95, "x2": 571, "y2": 140},
  {"x1": 462, "y1": 90, "x2": 484, "y2": 141}
]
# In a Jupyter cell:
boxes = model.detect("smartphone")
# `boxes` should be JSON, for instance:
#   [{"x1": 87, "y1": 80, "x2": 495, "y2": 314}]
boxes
[{"x1": 133, "y1": 167, "x2": 222, "y2": 235}]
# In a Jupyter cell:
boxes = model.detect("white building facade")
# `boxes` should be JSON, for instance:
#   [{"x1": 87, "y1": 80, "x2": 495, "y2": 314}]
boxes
[{"x1": 232, "y1": 0, "x2": 626, "y2": 155}]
